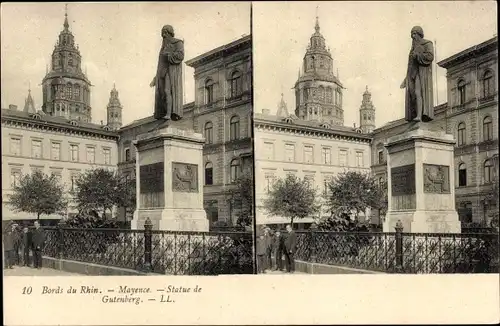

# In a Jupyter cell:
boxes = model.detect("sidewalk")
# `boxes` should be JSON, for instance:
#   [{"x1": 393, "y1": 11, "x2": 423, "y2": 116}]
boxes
[
  {"x1": 3, "y1": 266, "x2": 82, "y2": 276},
  {"x1": 259, "y1": 269, "x2": 306, "y2": 275}
]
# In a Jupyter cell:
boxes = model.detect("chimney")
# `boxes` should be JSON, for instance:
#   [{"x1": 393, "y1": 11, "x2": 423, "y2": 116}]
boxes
[
  {"x1": 262, "y1": 109, "x2": 270, "y2": 115},
  {"x1": 9, "y1": 104, "x2": 18, "y2": 110},
  {"x1": 353, "y1": 122, "x2": 356, "y2": 128},
  {"x1": 100, "y1": 120, "x2": 103, "y2": 125}
]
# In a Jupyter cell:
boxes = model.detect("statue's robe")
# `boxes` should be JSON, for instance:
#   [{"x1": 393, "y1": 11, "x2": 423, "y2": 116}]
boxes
[
  {"x1": 404, "y1": 38, "x2": 434, "y2": 122},
  {"x1": 154, "y1": 37, "x2": 184, "y2": 121}
]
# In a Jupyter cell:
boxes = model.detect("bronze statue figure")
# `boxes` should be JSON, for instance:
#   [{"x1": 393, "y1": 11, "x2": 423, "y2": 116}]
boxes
[
  {"x1": 150, "y1": 25, "x2": 184, "y2": 122},
  {"x1": 400, "y1": 26, "x2": 434, "y2": 123}
]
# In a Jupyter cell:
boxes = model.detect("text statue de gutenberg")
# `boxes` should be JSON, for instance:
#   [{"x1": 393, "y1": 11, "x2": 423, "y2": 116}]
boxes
[
  {"x1": 150, "y1": 25, "x2": 184, "y2": 122},
  {"x1": 400, "y1": 26, "x2": 434, "y2": 123}
]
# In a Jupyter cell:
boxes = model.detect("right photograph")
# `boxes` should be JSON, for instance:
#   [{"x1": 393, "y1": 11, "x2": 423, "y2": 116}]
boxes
[{"x1": 252, "y1": 1, "x2": 498, "y2": 274}]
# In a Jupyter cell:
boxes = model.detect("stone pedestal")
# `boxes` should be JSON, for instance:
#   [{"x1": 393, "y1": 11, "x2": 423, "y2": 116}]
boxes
[
  {"x1": 131, "y1": 126, "x2": 209, "y2": 232},
  {"x1": 383, "y1": 123, "x2": 461, "y2": 233}
]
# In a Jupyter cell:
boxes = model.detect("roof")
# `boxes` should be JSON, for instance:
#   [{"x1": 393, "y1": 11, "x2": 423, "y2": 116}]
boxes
[
  {"x1": 1, "y1": 109, "x2": 118, "y2": 138},
  {"x1": 119, "y1": 101, "x2": 195, "y2": 130},
  {"x1": 438, "y1": 36, "x2": 498, "y2": 69},
  {"x1": 185, "y1": 35, "x2": 251, "y2": 68},
  {"x1": 254, "y1": 113, "x2": 372, "y2": 141}
]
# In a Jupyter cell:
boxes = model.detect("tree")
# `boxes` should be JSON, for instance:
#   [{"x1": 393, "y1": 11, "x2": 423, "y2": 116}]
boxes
[
  {"x1": 263, "y1": 174, "x2": 319, "y2": 225},
  {"x1": 9, "y1": 170, "x2": 67, "y2": 220},
  {"x1": 231, "y1": 172, "x2": 254, "y2": 226},
  {"x1": 73, "y1": 168, "x2": 134, "y2": 219},
  {"x1": 325, "y1": 171, "x2": 386, "y2": 221}
]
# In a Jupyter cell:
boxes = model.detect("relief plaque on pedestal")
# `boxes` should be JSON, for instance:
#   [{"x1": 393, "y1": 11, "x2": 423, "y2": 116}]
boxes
[
  {"x1": 423, "y1": 164, "x2": 450, "y2": 194},
  {"x1": 172, "y1": 162, "x2": 198, "y2": 193}
]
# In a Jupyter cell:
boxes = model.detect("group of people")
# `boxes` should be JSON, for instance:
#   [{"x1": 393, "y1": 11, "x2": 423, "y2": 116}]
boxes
[
  {"x1": 3, "y1": 220, "x2": 45, "y2": 270},
  {"x1": 256, "y1": 224, "x2": 297, "y2": 274}
]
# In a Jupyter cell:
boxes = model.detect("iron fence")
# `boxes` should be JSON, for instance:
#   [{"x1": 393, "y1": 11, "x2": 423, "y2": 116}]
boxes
[
  {"x1": 296, "y1": 229, "x2": 499, "y2": 273},
  {"x1": 42, "y1": 225, "x2": 253, "y2": 275}
]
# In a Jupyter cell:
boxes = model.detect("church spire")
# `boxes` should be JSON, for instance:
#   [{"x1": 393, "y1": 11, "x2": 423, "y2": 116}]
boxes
[
  {"x1": 277, "y1": 92, "x2": 289, "y2": 118},
  {"x1": 24, "y1": 83, "x2": 36, "y2": 114},
  {"x1": 63, "y1": 4, "x2": 69, "y2": 30},
  {"x1": 315, "y1": 7, "x2": 320, "y2": 33}
]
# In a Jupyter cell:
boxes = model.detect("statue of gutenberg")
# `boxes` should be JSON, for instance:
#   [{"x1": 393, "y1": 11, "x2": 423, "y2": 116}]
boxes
[
  {"x1": 150, "y1": 25, "x2": 184, "y2": 122},
  {"x1": 400, "y1": 26, "x2": 435, "y2": 123}
]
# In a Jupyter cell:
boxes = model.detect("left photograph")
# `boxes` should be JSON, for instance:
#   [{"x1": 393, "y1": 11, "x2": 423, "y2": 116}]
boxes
[{"x1": 1, "y1": 2, "x2": 254, "y2": 275}]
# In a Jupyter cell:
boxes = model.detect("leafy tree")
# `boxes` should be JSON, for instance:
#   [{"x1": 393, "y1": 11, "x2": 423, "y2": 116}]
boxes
[
  {"x1": 325, "y1": 171, "x2": 386, "y2": 221},
  {"x1": 9, "y1": 170, "x2": 67, "y2": 220},
  {"x1": 73, "y1": 168, "x2": 135, "y2": 219},
  {"x1": 231, "y1": 172, "x2": 254, "y2": 227},
  {"x1": 263, "y1": 174, "x2": 319, "y2": 225}
]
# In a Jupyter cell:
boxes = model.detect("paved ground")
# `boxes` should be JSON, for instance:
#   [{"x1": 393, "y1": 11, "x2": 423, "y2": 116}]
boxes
[
  {"x1": 259, "y1": 269, "x2": 306, "y2": 275},
  {"x1": 3, "y1": 266, "x2": 82, "y2": 276}
]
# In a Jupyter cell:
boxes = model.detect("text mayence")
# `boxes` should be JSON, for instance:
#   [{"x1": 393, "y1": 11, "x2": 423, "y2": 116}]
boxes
[{"x1": 118, "y1": 286, "x2": 151, "y2": 294}]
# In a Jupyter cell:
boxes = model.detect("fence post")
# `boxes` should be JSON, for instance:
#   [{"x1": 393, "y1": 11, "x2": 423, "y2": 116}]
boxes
[
  {"x1": 309, "y1": 223, "x2": 318, "y2": 263},
  {"x1": 143, "y1": 217, "x2": 152, "y2": 273},
  {"x1": 57, "y1": 222, "x2": 65, "y2": 259},
  {"x1": 395, "y1": 219, "x2": 404, "y2": 272}
]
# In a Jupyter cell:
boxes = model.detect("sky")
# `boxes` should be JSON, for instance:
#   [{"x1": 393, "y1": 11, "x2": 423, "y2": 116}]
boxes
[
  {"x1": 253, "y1": 1, "x2": 498, "y2": 128},
  {"x1": 1, "y1": 2, "x2": 250, "y2": 125}
]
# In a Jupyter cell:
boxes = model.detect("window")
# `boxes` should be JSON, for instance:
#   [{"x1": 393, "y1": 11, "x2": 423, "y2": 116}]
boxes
[
  {"x1": 304, "y1": 175, "x2": 315, "y2": 189},
  {"x1": 356, "y1": 151, "x2": 364, "y2": 167},
  {"x1": 457, "y1": 122, "x2": 466, "y2": 146},
  {"x1": 230, "y1": 159, "x2": 240, "y2": 183},
  {"x1": 68, "y1": 58, "x2": 73, "y2": 66},
  {"x1": 265, "y1": 173, "x2": 275, "y2": 193},
  {"x1": 458, "y1": 163, "x2": 467, "y2": 187},
  {"x1": 204, "y1": 122, "x2": 213, "y2": 144},
  {"x1": 51, "y1": 142, "x2": 61, "y2": 160},
  {"x1": 482, "y1": 71, "x2": 494, "y2": 98},
  {"x1": 70, "y1": 144, "x2": 79, "y2": 162},
  {"x1": 10, "y1": 169, "x2": 21, "y2": 188},
  {"x1": 51, "y1": 171, "x2": 62, "y2": 183},
  {"x1": 321, "y1": 147, "x2": 331, "y2": 164},
  {"x1": 484, "y1": 159, "x2": 493, "y2": 183},
  {"x1": 339, "y1": 149, "x2": 348, "y2": 167},
  {"x1": 66, "y1": 85, "x2": 72, "y2": 99},
  {"x1": 74, "y1": 85, "x2": 80, "y2": 100},
  {"x1": 31, "y1": 140, "x2": 42, "y2": 158},
  {"x1": 124, "y1": 148, "x2": 130, "y2": 162},
  {"x1": 205, "y1": 162, "x2": 213, "y2": 185},
  {"x1": 10, "y1": 137, "x2": 21, "y2": 156},
  {"x1": 229, "y1": 71, "x2": 242, "y2": 98},
  {"x1": 378, "y1": 150, "x2": 385, "y2": 164},
  {"x1": 70, "y1": 174, "x2": 79, "y2": 192},
  {"x1": 285, "y1": 144, "x2": 295, "y2": 162},
  {"x1": 323, "y1": 177, "x2": 331, "y2": 195},
  {"x1": 457, "y1": 80, "x2": 466, "y2": 105},
  {"x1": 264, "y1": 142, "x2": 274, "y2": 160},
  {"x1": 103, "y1": 148, "x2": 111, "y2": 165},
  {"x1": 204, "y1": 79, "x2": 214, "y2": 104},
  {"x1": 458, "y1": 202, "x2": 473, "y2": 223},
  {"x1": 230, "y1": 116, "x2": 240, "y2": 141},
  {"x1": 304, "y1": 146, "x2": 314, "y2": 163},
  {"x1": 483, "y1": 116, "x2": 493, "y2": 141},
  {"x1": 87, "y1": 147, "x2": 95, "y2": 163}
]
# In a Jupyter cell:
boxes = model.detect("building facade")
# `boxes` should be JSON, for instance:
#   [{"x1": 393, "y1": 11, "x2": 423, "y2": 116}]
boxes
[
  {"x1": 1, "y1": 108, "x2": 119, "y2": 223},
  {"x1": 371, "y1": 36, "x2": 498, "y2": 226}
]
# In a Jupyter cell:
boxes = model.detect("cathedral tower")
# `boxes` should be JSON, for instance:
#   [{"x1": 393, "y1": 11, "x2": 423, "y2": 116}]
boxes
[
  {"x1": 276, "y1": 93, "x2": 289, "y2": 118},
  {"x1": 41, "y1": 5, "x2": 92, "y2": 122},
  {"x1": 106, "y1": 84, "x2": 123, "y2": 130},
  {"x1": 23, "y1": 86, "x2": 36, "y2": 114},
  {"x1": 359, "y1": 86, "x2": 375, "y2": 133},
  {"x1": 294, "y1": 15, "x2": 344, "y2": 125}
]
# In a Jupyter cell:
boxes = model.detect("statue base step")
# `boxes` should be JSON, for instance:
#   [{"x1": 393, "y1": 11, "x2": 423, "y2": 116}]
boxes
[
  {"x1": 131, "y1": 208, "x2": 209, "y2": 232},
  {"x1": 383, "y1": 210, "x2": 461, "y2": 233}
]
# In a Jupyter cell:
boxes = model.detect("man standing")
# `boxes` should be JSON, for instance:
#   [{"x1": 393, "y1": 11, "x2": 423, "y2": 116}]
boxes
[
  {"x1": 272, "y1": 230, "x2": 285, "y2": 271},
  {"x1": 150, "y1": 25, "x2": 185, "y2": 123},
  {"x1": 284, "y1": 224, "x2": 297, "y2": 273},
  {"x1": 21, "y1": 226, "x2": 32, "y2": 267},
  {"x1": 264, "y1": 227, "x2": 273, "y2": 271},
  {"x1": 3, "y1": 223, "x2": 16, "y2": 269},
  {"x1": 31, "y1": 221, "x2": 45, "y2": 269},
  {"x1": 400, "y1": 26, "x2": 434, "y2": 123},
  {"x1": 256, "y1": 233, "x2": 267, "y2": 274}
]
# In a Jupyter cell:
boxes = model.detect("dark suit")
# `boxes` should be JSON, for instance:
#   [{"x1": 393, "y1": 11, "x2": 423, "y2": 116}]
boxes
[
  {"x1": 284, "y1": 231, "x2": 297, "y2": 272},
  {"x1": 31, "y1": 227, "x2": 45, "y2": 268},
  {"x1": 272, "y1": 235, "x2": 284, "y2": 271},
  {"x1": 3, "y1": 229, "x2": 15, "y2": 268},
  {"x1": 256, "y1": 237, "x2": 267, "y2": 273},
  {"x1": 21, "y1": 231, "x2": 32, "y2": 266},
  {"x1": 264, "y1": 233, "x2": 273, "y2": 270}
]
